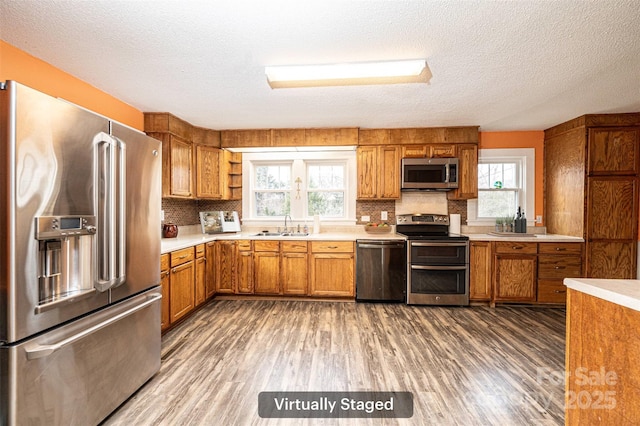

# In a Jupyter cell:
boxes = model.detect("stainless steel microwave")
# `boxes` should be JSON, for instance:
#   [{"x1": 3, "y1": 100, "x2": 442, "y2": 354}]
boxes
[{"x1": 401, "y1": 157, "x2": 459, "y2": 190}]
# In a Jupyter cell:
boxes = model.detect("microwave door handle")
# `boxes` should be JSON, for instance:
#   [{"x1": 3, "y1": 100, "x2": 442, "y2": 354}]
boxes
[
  {"x1": 445, "y1": 163, "x2": 450, "y2": 183},
  {"x1": 93, "y1": 133, "x2": 126, "y2": 291}
]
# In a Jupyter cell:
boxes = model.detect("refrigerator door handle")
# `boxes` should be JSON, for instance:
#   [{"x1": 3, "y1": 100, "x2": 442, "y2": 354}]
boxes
[
  {"x1": 24, "y1": 293, "x2": 161, "y2": 360},
  {"x1": 94, "y1": 133, "x2": 126, "y2": 291}
]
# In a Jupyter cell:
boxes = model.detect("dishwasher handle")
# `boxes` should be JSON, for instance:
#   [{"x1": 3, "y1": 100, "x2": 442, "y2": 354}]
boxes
[{"x1": 357, "y1": 241, "x2": 406, "y2": 249}]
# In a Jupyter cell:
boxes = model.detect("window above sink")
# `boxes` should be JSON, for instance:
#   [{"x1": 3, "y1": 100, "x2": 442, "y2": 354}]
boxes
[{"x1": 241, "y1": 150, "x2": 357, "y2": 226}]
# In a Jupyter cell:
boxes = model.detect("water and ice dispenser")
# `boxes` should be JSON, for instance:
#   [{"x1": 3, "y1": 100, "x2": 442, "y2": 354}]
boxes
[{"x1": 36, "y1": 216, "x2": 97, "y2": 305}]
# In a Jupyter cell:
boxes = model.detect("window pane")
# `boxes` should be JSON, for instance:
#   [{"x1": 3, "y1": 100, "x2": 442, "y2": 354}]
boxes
[
  {"x1": 255, "y1": 165, "x2": 291, "y2": 189},
  {"x1": 502, "y1": 163, "x2": 517, "y2": 187},
  {"x1": 255, "y1": 192, "x2": 290, "y2": 216},
  {"x1": 478, "y1": 163, "x2": 490, "y2": 189},
  {"x1": 308, "y1": 191, "x2": 344, "y2": 216},
  {"x1": 478, "y1": 190, "x2": 517, "y2": 218},
  {"x1": 308, "y1": 164, "x2": 344, "y2": 189}
]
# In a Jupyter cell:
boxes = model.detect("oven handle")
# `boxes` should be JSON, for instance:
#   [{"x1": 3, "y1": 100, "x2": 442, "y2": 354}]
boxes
[
  {"x1": 410, "y1": 242, "x2": 468, "y2": 247},
  {"x1": 410, "y1": 265, "x2": 468, "y2": 271}
]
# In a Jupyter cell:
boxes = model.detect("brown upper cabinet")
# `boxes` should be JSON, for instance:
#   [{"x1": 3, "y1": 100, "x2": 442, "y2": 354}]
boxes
[
  {"x1": 545, "y1": 113, "x2": 640, "y2": 279},
  {"x1": 357, "y1": 145, "x2": 401, "y2": 200},
  {"x1": 145, "y1": 112, "x2": 243, "y2": 200}
]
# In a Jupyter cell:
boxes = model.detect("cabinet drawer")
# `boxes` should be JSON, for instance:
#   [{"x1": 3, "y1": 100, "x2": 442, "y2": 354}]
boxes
[
  {"x1": 195, "y1": 244, "x2": 205, "y2": 258},
  {"x1": 281, "y1": 241, "x2": 308, "y2": 253},
  {"x1": 237, "y1": 240, "x2": 252, "y2": 251},
  {"x1": 254, "y1": 240, "x2": 280, "y2": 252},
  {"x1": 538, "y1": 255, "x2": 582, "y2": 279},
  {"x1": 537, "y1": 280, "x2": 568, "y2": 304},
  {"x1": 161, "y1": 253, "x2": 170, "y2": 272},
  {"x1": 171, "y1": 247, "x2": 195, "y2": 267},
  {"x1": 311, "y1": 241, "x2": 354, "y2": 253},
  {"x1": 538, "y1": 242, "x2": 582, "y2": 255},
  {"x1": 494, "y1": 242, "x2": 537, "y2": 254}
]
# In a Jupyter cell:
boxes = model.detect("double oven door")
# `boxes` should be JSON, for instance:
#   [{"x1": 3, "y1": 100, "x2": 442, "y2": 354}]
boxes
[{"x1": 406, "y1": 239, "x2": 469, "y2": 306}]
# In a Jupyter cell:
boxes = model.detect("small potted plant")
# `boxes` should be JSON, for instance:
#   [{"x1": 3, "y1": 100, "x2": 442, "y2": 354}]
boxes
[{"x1": 495, "y1": 217, "x2": 504, "y2": 232}]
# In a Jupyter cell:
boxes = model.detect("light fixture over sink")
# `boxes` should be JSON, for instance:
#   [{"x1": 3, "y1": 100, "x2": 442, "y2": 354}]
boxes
[{"x1": 265, "y1": 59, "x2": 431, "y2": 89}]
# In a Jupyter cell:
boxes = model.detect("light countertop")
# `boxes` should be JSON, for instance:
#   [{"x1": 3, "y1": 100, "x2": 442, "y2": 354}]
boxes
[
  {"x1": 161, "y1": 229, "x2": 406, "y2": 253},
  {"x1": 161, "y1": 227, "x2": 584, "y2": 254},
  {"x1": 467, "y1": 233, "x2": 584, "y2": 243},
  {"x1": 564, "y1": 278, "x2": 640, "y2": 312}
]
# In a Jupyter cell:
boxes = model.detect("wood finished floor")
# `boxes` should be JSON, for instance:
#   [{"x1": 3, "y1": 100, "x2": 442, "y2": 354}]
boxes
[{"x1": 102, "y1": 300, "x2": 566, "y2": 425}]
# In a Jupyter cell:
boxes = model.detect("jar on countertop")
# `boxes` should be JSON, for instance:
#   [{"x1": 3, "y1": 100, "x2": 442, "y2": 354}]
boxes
[{"x1": 162, "y1": 223, "x2": 178, "y2": 238}]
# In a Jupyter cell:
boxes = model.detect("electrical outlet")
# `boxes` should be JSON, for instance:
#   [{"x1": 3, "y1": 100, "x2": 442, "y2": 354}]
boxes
[
  {"x1": 362, "y1": 215, "x2": 371, "y2": 223},
  {"x1": 536, "y1": 215, "x2": 543, "y2": 223},
  {"x1": 381, "y1": 211, "x2": 388, "y2": 221},
  {"x1": 161, "y1": 210, "x2": 165, "y2": 221}
]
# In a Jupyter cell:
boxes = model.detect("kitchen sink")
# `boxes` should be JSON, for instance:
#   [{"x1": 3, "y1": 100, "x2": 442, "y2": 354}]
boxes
[{"x1": 252, "y1": 232, "x2": 309, "y2": 237}]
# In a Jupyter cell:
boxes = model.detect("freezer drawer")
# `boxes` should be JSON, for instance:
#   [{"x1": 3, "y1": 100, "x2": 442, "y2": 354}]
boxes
[{"x1": 0, "y1": 288, "x2": 161, "y2": 425}]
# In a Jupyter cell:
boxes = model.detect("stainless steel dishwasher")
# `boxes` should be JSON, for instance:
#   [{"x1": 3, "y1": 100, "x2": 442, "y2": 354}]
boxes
[{"x1": 356, "y1": 239, "x2": 407, "y2": 302}]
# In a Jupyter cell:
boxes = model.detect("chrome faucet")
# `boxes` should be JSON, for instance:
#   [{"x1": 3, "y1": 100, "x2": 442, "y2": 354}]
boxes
[{"x1": 283, "y1": 214, "x2": 292, "y2": 233}]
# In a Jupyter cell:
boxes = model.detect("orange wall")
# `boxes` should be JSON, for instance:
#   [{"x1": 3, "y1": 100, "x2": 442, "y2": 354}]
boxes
[
  {"x1": 0, "y1": 40, "x2": 143, "y2": 130},
  {"x1": 478, "y1": 131, "x2": 545, "y2": 226}
]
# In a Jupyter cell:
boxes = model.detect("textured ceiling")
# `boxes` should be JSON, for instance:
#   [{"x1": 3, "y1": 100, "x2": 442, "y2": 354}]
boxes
[{"x1": 1, "y1": 0, "x2": 639, "y2": 131}]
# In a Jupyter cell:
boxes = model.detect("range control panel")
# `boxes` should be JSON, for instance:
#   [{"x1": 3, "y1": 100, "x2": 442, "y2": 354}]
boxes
[{"x1": 396, "y1": 213, "x2": 449, "y2": 225}]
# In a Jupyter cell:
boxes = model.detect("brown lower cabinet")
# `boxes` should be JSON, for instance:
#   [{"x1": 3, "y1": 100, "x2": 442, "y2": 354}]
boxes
[
  {"x1": 281, "y1": 241, "x2": 308, "y2": 295},
  {"x1": 210, "y1": 239, "x2": 353, "y2": 297},
  {"x1": 469, "y1": 240, "x2": 584, "y2": 306},
  {"x1": 169, "y1": 247, "x2": 195, "y2": 323},
  {"x1": 309, "y1": 241, "x2": 355, "y2": 297},
  {"x1": 160, "y1": 254, "x2": 171, "y2": 332}
]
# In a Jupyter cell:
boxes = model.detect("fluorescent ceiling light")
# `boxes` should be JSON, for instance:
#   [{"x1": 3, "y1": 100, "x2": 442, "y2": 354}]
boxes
[{"x1": 265, "y1": 59, "x2": 431, "y2": 89}]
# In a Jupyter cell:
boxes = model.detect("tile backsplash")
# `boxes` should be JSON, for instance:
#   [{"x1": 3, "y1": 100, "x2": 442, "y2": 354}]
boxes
[
  {"x1": 162, "y1": 199, "x2": 242, "y2": 226},
  {"x1": 164, "y1": 197, "x2": 467, "y2": 227}
]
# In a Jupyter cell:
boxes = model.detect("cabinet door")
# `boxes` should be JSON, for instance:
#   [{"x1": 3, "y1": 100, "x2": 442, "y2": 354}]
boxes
[
  {"x1": 160, "y1": 270, "x2": 170, "y2": 332},
  {"x1": 194, "y1": 256, "x2": 206, "y2": 306},
  {"x1": 586, "y1": 241, "x2": 637, "y2": 279},
  {"x1": 170, "y1": 261, "x2": 195, "y2": 323},
  {"x1": 449, "y1": 144, "x2": 478, "y2": 200},
  {"x1": 469, "y1": 241, "x2": 491, "y2": 301},
  {"x1": 237, "y1": 251, "x2": 254, "y2": 294},
  {"x1": 169, "y1": 135, "x2": 193, "y2": 198},
  {"x1": 401, "y1": 145, "x2": 428, "y2": 158},
  {"x1": 282, "y1": 253, "x2": 308, "y2": 295},
  {"x1": 309, "y1": 253, "x2": 355, "y2": 297},
  {"x1": 215, "y1": 241, "x2": 236, "y2": 293},
  {"x1": 428, "y1": 144, "x2": 456, "y2": 158},
  {"x1": 493, "y1": 254, "x2": 537, "y2": 302},
  {"x1": 588, "y1": 127, "x2": 640, "y2": 175},
  {"x1": 587, "y1": 176, "x2": 637, "y2": 240},
  {"x1": 357, "y1": 146, "x2": 377, "y2": 199},
  {"x1": 195, "y1": 145, "x2": 221, "y2": 199},
  {"x1": 254, "y1": 252, "x2": 280, "y2": 294},
  {"x1": 205, "y1": 242, "x2": 216, "y2": 298},
  {"x1": 379, "y1": 146, "x2": 401, "y2": 199}
]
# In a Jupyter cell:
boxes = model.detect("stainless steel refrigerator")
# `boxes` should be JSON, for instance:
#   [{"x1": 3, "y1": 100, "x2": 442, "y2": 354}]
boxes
[{"x1": 0, "y1": 81, "x2": 162, "y2": 425}]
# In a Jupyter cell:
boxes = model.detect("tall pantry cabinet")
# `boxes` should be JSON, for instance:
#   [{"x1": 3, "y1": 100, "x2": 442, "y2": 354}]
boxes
[{"x1": 544, "y1": 113, "x2": 640, "y2": 278}]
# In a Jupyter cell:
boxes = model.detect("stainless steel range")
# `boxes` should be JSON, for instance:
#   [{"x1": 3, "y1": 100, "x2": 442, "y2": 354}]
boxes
[{"x1": 396, "y1": 213, "x2": 469, "y2": 306}]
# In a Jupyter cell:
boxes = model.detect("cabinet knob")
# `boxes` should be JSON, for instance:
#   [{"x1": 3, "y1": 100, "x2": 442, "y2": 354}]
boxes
[
  {"x1": 554, "y1": 290, "x2": 567, "y2": 294},
  {"x1": 512, "y1": 246, "x2": 523, "y2": 250},
  {"x1": 555, "y1": 247, "x2": 566, "y2": 251}
]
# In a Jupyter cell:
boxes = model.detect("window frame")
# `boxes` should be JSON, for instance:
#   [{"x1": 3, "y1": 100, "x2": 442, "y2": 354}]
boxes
[
  {"x1": 242, "y1": 150, "x2": 357, "y2": 226},
  {"x1": 467, "y1": 148, "x2": 535, "y2": 227}
]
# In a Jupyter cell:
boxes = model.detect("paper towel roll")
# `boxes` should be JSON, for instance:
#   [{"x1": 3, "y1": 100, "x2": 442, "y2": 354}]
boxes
[
  {"x1": 449, "y1": 214, "x2": 461, "y2": 235},
  {"x1": 313, "y1": 215, "x2": 321, "y2": 234}
]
